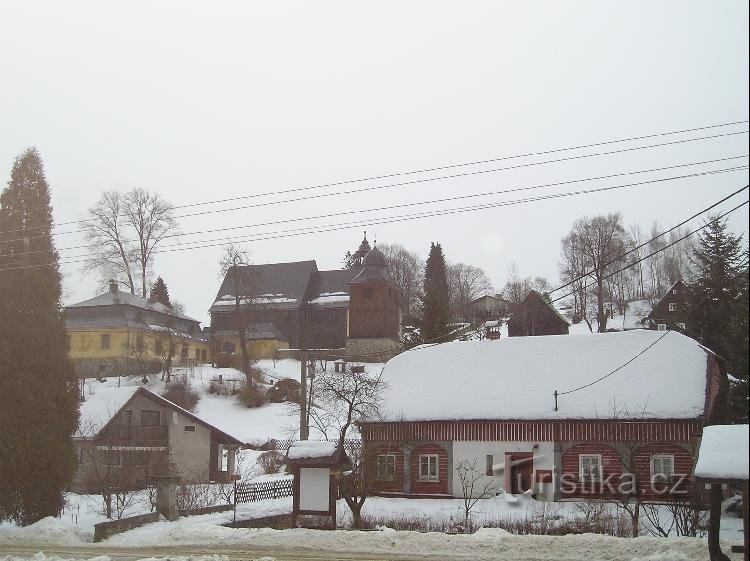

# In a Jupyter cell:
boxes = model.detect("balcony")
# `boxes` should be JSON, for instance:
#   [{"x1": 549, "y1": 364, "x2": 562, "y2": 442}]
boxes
[{"x1": 98, "y1": 425, "x2": 168, "y2": 446}]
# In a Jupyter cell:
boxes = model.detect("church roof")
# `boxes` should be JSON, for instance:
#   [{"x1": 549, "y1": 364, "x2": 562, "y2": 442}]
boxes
[
  {"x1": 210, "y1": 260, "x2": 318, "y2": 313},
  {"x1": 349, "y1": 246, "x2": 393, "y2": 284}
]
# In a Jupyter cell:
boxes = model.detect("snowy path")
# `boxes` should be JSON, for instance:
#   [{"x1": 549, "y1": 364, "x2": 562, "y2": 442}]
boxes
[{"x1": 0, "y1": 529, "x2": 744, "y2": 561}]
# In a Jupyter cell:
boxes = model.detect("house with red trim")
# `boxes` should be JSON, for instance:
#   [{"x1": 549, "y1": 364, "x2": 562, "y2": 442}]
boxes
[{"x1": 360, "y1": 330, "x2": 721, "y2": 501}]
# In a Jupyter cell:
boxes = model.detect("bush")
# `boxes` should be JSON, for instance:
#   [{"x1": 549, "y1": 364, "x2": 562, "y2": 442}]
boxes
[
  {"x1": 267, "y1": 378, "x2": 301, "y2": 403},
  {"x1": 207, "y1": 379, "x2": 234, "y2": 396},
  {"x1": 237, "y1": 380, "x2": 268, "y2": 408},
  {"x1": 256, "y1": 451, "x2": 284, "y2": 474},
  {"x1": 161, "y1": 377, "x2": 200, "y2": 412}
]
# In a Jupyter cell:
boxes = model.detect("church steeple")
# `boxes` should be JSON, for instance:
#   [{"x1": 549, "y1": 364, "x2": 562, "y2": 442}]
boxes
[{"x1": 350, "y1": 231, "x2": 371, "y2": 267}]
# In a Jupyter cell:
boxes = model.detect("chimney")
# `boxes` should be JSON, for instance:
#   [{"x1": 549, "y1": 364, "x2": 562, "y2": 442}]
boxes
[{"x1": 108, "y1": 279, "x2": 119, "y2": 294}]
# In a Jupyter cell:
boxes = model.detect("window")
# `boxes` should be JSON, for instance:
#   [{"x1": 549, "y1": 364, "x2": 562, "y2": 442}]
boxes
[
  {"x1": 184, "y1": 425, "x2": 196, "y2": 432},
  {"x1": 657, "y1": 323, "x2": 667, "y2": 331},
  {"x1": 418, "y1": 454, "x2": 439, "y2": 481},
  {"x1": 579, "y1": 454, "x2": 602, "y2": 481},
  {"x1": 364, "y1": 287, "x2": 373, "y2": 299},
  {"x1": 135, "y1": 335, "x2": 144, "y2": 352},
  {"x1": 651, "y1": 455, "x2": 675, "y2": 482},
  {"x1": 100, "y1": 334, "x2": 110, "y2": 350},
  {"x1": 377, "y1": 454, "x2": 396, "y2": 480},
  {"x1": 668, "y1": 303, "x2": 677, "y2": 312},
  {"x1": 677, "y1": 322, "x2": 686, "y2": 330},
  {"x1": 141, "y1": 410, "x2": 161, "y2": 427},
  {"x1": 486, "y1": 454, "x2": 494, "y2": 476},
  {"x1": 222, "y1": 341, "x2": 236, "y2": 354},
  {"x1": 133, "y1": 451, "x2": 148, "y2": 467},
  {"x1": 155, "y1": 340, "x2": 164, "y2": 355},
  {"x1": 104, "y1": 449, "x2": 121, "y2": 466}
]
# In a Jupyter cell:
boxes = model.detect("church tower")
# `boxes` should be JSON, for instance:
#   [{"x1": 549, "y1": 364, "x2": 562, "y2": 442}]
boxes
[{"x1": 345, "y1": 245, "x2": 402, "y2": 360}]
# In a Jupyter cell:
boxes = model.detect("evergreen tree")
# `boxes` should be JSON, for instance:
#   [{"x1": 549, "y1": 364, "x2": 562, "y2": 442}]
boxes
[
  {"x1": 420, "y1": 242, "x2": 451, "y2": 342},
  {"x1": 0, "y1": 148, "x2": 80, "y2": 524},
  {"x1": 686, "y1": 215, "x2": 748, "y2": 422},
  {"x1": 148, "y1": 276, "x2": 172, "y2": 308}
]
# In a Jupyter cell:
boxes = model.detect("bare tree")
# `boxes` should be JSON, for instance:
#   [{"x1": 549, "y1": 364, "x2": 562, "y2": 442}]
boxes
[
  {"x1": 217, "y1": 243, "x2": 256, "y2": 376},
  {"x1": 455, "y1": 458, "x2": 498, "y2": 532},
  {"x1": 378, "y1": 243, "x2": 424, "y2": 322},
  {"x1": 560, "y1": 214, "x2": 629, "y2": 332},
  {"x1": 447, "y1": 262, "x2": 494, "y2": 321},
  {"x1": 294, "y1": 363, "x2": 386, "y2": 527},
  {"x1": 83, "y1": 189, "x2": 178, "y2": 296}
]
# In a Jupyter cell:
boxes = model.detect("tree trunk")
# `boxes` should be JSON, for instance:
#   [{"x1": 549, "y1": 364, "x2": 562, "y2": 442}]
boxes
[
  {"x1": 104, "y1": 491, "x2": 112, "y2": 519},
  {"x1": 707, "y1": 483, "x2": 731, "y2": 561}
]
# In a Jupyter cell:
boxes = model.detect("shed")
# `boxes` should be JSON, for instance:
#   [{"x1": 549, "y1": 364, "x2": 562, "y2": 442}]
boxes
[
  {"x1": 286, "y1": 441, "x2": 350, "y2": 527},
  {"x1": 694, "y1": 425, "x2": 749, "y2": 561}
]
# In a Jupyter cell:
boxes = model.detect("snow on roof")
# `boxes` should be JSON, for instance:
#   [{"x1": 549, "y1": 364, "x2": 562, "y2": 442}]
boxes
[
  {"x1": 379, "y1": 330, "x2": 710, "y2": 421},
  {"x1": 287, "y1": 440, "x2": 338, "y2": 460},
  {"x1": 694, "y1": 425, "x2": 749, "y2": 480},
  {"x1": 77, "y1": 386, "x2": 139, "y2": 437}
]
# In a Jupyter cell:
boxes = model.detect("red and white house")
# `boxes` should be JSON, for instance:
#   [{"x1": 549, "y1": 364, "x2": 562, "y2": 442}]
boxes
[{"x1": 360, "y1": 330, "x2": 722, "y2": 501}]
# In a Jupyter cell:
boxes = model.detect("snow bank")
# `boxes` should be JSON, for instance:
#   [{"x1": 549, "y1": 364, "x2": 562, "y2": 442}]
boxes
[
  {"x1": 0, "y1": 517, "x2": 86, "y2": 545},
  {"x1": 380, "y1": 330, "x2": 710, "y2": 421},
  {"x1": 287, "y1": 440, "x2": 337, "y2": 460},
  {"x1": 694, "y1": 424, "x2": 749, "y2": 480}
]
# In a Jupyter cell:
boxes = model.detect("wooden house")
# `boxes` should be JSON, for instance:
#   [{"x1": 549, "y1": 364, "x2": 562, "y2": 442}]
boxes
[
  {"x1": 507, "y1": 290, "x2": 570, "y2": 337},
  {"x1": 360, "y1": 331, "x2": 721, "y2": 502},
  {"x1": 646, "y1": 280, "x2": 690, "y2": 331}
]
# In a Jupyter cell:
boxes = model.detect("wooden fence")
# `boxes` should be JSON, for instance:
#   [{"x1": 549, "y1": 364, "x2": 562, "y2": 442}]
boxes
[{"x1": 234, "y1": 478, "x2": 294, "y2": 504}]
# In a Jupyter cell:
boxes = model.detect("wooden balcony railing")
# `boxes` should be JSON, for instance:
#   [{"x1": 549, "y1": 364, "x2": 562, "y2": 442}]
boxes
[{"x1": 98, "y1": 425, "x2": 168, "y2": 445}]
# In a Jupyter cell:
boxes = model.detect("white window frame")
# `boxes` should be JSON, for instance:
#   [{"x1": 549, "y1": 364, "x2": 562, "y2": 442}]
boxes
[
  {"x1": 377, "y1": 454, "x2": 396, "y2": 481},
  {"x1": 657, "y1": 323, "x2": 667, "y2": 331},
  {"x1": 668, "y1": 303, "x2": 677, "y2": 312},
  {"x1": 418, "y1": 454, "x2": 439, "y2": 481},
  {"x1": 579, "y1": 454, "x2": 602, "y2": 481},
  {"x1": 651, "y1": 454, "x2": 675, "y2": 481}
]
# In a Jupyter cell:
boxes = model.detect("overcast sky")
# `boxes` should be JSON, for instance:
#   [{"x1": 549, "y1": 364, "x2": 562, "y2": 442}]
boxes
[{"x1": 1, "y1": 1, "x2": 748, "y2": 324}]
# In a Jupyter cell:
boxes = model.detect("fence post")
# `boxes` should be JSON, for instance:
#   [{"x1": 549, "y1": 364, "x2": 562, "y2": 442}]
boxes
[{"x1": 233, "y1": 479, "x2": 237, "y2": 525}]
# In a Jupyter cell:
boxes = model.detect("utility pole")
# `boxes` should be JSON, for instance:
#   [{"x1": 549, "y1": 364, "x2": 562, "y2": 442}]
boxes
[
  {"x1": 299, "y1": 309, "x2": 310, "y2": 440},
  {"x1": 300, "y1": 349, "x2": 309, "y2": 440}
]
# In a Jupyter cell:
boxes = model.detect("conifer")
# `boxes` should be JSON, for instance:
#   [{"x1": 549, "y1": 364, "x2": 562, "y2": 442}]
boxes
[{"x1": 0, "y1": 148, "x2": 79, "y2": 524}]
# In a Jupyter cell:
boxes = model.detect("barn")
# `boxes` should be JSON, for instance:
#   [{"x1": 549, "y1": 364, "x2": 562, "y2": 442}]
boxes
[{"x1": 360, "y1": 330, "x2": 722, "y2": 501}]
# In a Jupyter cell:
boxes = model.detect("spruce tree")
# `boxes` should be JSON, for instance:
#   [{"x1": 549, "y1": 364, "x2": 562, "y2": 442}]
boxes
[
  {"x1": 148, "y1": 276, "x2": 172, "y2": 308},
  {"x1": 420, "y1": 242, "x2": 451, "y2": 342},
  {"x1": 0, "y1": 148, "x2": 79, "y2": 524},
  {"x1": 686, "y1": 215, "x2": 748, "y2": 422}
]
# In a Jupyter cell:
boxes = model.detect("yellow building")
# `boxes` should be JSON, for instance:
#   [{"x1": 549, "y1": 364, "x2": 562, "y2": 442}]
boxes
[{"x1": 65, "y1": 281, "x2": 211, "y2": 378}]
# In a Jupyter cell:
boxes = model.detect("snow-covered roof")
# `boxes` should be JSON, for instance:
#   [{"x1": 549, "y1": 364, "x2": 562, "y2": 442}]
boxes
[
  {"x1": 378, "y1": 330, "x2": 711, "y2": 421},
  {"x1": 694, "y1": 425, "x2": 749, "y2": 480},
  {"x1": 67, "y1": 290, "x2": 199, "y2": 323},
  {"x1": 77, "y1": 386, "x2": 139, "y2": 437},
  {"x1": 287, "y1": 440, "x2": 338, "y2": 460}
]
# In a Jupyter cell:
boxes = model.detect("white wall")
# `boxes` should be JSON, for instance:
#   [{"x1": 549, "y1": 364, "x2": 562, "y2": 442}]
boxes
[
  {"x1": 452, "y1": 441, "x2": 556, "y2": 500},
  {"x1": 168, "y1": 410, "x2": 212, "y2": 482}
]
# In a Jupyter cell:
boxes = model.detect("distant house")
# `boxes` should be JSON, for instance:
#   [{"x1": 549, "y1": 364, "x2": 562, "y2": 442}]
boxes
[
  {"x1": 646, "y1": 280, "x2": 690, "y2": 331},
  {"x1": 466, "y1": 295, "x2": 510, "y2": 322},
  {"x1": 209, "y1": 235, "x2": 402, "y2": 360},
  {"x1": 507, "y1": 290, "x2": 570, "y2": 337},
  {"x1": 64, "y1": 281, "x2": 210, "y2": 378},
  {"x1": 72, "y1": 385, "x2": 243, "y2": 492},
  {"x1": 361, "y1": 331, "x2": 722, "y2": 501}
]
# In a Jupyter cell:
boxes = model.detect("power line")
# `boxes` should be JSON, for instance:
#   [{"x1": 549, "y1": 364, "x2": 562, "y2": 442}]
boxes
[
  {"x1": 1, "y1": 164, "x2": 745, "y2": 272},
  {"x1": 16, "y1": 155, "x2": 748, "y2": 258},
  {"x1": 0, "y1": 122, "x2": 747, "y2": 240}
]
